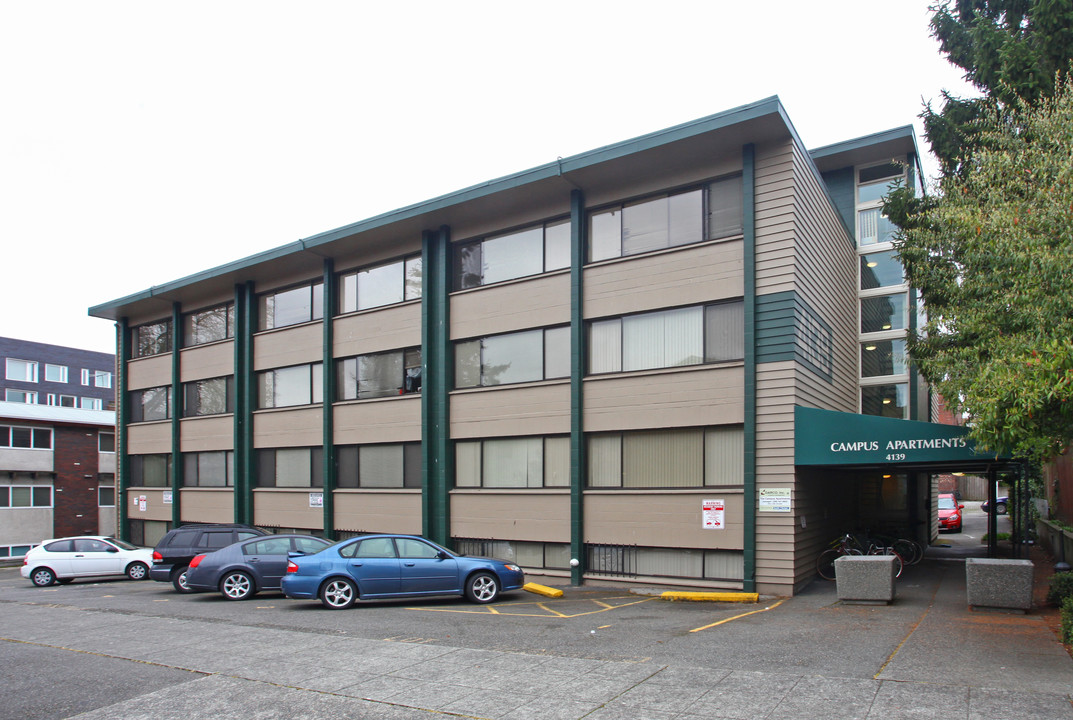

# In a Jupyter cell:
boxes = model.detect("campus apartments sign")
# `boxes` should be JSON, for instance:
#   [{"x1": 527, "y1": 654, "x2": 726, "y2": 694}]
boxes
[{"x1": 793, "y1": 406, "x2": 1002, "y2": 466}]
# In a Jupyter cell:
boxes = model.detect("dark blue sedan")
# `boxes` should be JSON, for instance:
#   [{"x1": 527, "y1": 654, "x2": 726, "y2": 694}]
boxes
[
  {"x1": 185, "y1": 534, "x2": 333, "y2": 600},
  {"x1": 280, "y1": 534, "x2": 525, "y2": 609}
]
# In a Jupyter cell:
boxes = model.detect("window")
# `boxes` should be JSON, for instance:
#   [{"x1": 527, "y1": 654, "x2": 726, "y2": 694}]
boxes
[
  {"x1": 861, "y1": 295, "x2": 907, "y2": 334},
  {"x1": 44, "y1": 364, "x2": 67, "y2": 383},
  {"x1": 454, "y1": 538, "x2": 571, "y2": 570},
  {"x1": 81, "y1": 397, "x2": 103, "y2": 410},
  {"x1": 339, "y1": 255, "x2": 422, "y2": 313},
  {"x1": 183, "y1": 451, "x2": 235, "y2": 487},
  {"x1": 93, "y1": 371, "x2": 113, "y2": 388},
  {"x1": 861, "y1": 339, "x2": 907, "y2": 378},
  {"x1": 182, "y1": 303, "x2": 235, "y2": 347},
  {"x1": 455, "y1": 327, "x2": 569, "y2": 388},
  {"x1": 0, "y1": 545, "x2": 33, "y2": 558},
  {"x1": 0, "y1": 486, "x2": 53, "y2": 508},
  {"x1": 134, "y1": 320, "x2": 173, "y2": 357},
  {"x1": 99, "y1": 432, "x2": 115, "y2": 452},
  {"x1": 453, "y1": 220, "x2": 569, "y2": 290},
  {"x1": 98, "y1": 476, "x2": 116, "y2": 507},
  {"x1": 183, "y1": 376, "x2": 234, "y2": 416},
  {"x1": 0, "y1": 426, "x2": 52, "y2": 449},
  {"x1": 336, "y1": 443, "x2": 421, "y2": 488},
  {"x1": 588, "y1": 426, "x2": 743, "y2": 488},
  {"x1": 256, "y1": 447, "x2": 323, "y2": 488},
  {"x1": 4, "y1": 390, "x2": 37, "y2": 404},
  {"x1": 257, "y1": 363, "x2": 323, "y2": 409},
  {"x1": 129, "y1": 454, "x2": 171, "y2": 487},
  {"x1": 259, "y1": 282, "x2": 323, "y2": 330},
  {"x1": 336, "y1": 348, "x2": 421, "y2": 400},
  {"x1": 861, "y1": 383, "x2": 909, "y2": 419},
  {"x1": 589, "y1": 301, "x2": 743, "y2": 374},
  {"x1": 46, "y1": 394, "x2": 77, "y2": 407},
  {"x1": 860, "y1": 251, "x2": 905, "y2": 290},
  {"x1": 455, "y1": 436, "x2": 569, "y2": 488},
  {"x1": 856, "y1": 163, "x2": 904, "y2": 248},
  {"x1": 130, "y1": 386, "x2": 173, "y2": 422},
  {"x1": 589, "y1": 177, "x2": 742, "y2": 262},
  {"x1": 5, "y1": 358, "x2": 38, "y2": 382}
]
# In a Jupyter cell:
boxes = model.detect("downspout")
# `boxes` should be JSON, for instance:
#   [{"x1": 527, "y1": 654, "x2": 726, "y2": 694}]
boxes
[
  {"x1": 743, "y1": 144, "x2": 758, "y2": 593},
  {"x1": 235, "y1": 282, "x2": 255, "y2": 525}
]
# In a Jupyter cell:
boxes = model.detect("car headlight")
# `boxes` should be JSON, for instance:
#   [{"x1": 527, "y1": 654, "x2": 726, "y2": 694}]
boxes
[{"x1": 504, "y1": 564, "x2": 521, "y2": 573}]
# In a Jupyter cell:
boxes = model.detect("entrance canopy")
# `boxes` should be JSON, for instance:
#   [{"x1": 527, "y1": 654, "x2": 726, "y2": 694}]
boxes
[{"x1": 794, "y1": 406, "x2": 1013, "y2": 471}]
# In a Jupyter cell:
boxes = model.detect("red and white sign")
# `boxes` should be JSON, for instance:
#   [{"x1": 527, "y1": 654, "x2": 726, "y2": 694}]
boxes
[{"x1": 702, "y1": 499, "x2": 725, "y2": 529}]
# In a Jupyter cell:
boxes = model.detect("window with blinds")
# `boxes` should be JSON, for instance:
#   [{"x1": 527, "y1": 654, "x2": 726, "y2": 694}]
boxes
[{"x1": 587, "y1": 426, "x2": 743, "y2": 488}]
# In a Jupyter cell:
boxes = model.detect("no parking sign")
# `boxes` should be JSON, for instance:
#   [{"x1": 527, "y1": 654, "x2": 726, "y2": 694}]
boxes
[{"x1": 702, "y1": 499, "x2": 725, "y2": 529}]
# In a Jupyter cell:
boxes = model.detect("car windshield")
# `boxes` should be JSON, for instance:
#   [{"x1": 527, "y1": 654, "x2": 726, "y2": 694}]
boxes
[
  {"x1": 106, "y1": 538, "x2": 139, "y2": 551},
  {"x1": 938, "y1": 497, "x2": 956, "y2": 510}
]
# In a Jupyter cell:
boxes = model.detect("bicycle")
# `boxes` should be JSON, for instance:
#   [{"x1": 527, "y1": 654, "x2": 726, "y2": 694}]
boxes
[{"x1": 816, "y1": 534, "x2": 863, "y2": 580}]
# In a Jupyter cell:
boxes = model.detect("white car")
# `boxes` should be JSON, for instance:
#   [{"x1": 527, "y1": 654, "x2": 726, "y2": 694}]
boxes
[{"x1": 21, "y1": 536, "x2": 154, "y2": 587}]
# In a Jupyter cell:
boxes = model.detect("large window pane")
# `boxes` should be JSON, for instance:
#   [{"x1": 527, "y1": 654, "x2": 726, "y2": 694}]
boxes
[
  {"x1": 708, "y1": 176, "x2": 743, "y2": 239},
  {"x1": 623, "y1": 306, "x2": 703, "y2": 371},
  {"x1": 453, "y1": 243, "x2": 483, "y2": 290},
  {"x1": 668, "y1": 190, "x2": 703, "y2": 247},
  {"x1": 455, "y1": 442, "x2": 481, "y2": 487},
  {"x1": 358, "y1": 262, "x2": 404, "y2": 310},
  {"x1": 483, "y1": 438, "x2": 543, "y2": 488},
  {"x1": 544, "y1": 220, "x2": 570, "y2": 271},
  {"x1": 622, "y1": 196, "x2": 668, "y2": 256},
  {"x1": 482, "y1": 227, "x2": 543, "y2": 285},
  {"x1": 861, "y1": 339, "x2": 907, "y2": 377},
  {"x1": 275, "y1": 448, "x2": 311, "y2": 487},
  {"x1": 359, "y1": 352, "x2": 403, "y2": 399},
  {"x1": 705, "y1": 426, "x2": 743, "y2": 486},
  {"x1": 455, "y1": 340, "x2": 481, "y2": 389},
  {"x1": 587, "y1": 435, "x2": 621, "y2": 487},
  {"x1": 404, "y1": 256, "x2": 423, "y2": 300},
  {"x1": 589, "y1": 210, "x2": 621, "y2": 261},
  {"x1": 360, "y1": 445, "x2": 404, "y2": 488},
  {"x1": 544, "y1": 437, "x2": 570, "y2": 487},
  {"x1": 705, "y1": 301, "x2": 744, "y2": 362},
  {"x1": 589, "y1": 319, "x2": 622, "y2": 374},
  {"x1": 140, "y1": 387, "x2": 170, "y2": 422},
  {"x1": 259, "y1": 365, "x2": 312, "y2": 408},
  {"x1": 862, "y1": 383, "x2": 908, "y2": 418},
  {"x1": 623, "y1": 430, "x2": 703, "y2": 488},
  {"x1": 861, "y1": 295, "x2": 907, "y2": 334},
  {"x1": 404, "y1": 443, "x2": 422, "y2": 488},
  {"x1": 544, "y1": 327, "x2": 570, "y2": 380},
  {"x1": 860, "y1": 251, "x2": 904, "y2": 289},
  {"x1": 482, "y1": 330, "x2": 542, "y2": 385}
]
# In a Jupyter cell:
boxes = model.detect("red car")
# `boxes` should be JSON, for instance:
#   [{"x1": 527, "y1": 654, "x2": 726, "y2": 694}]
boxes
[{"x1": 938, "y1": 493, "x2": 963, "y2": 532}]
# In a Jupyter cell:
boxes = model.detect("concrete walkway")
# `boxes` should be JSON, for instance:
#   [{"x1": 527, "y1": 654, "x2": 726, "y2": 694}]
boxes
[{"x1": 1, "y1": 555, "x2": 1071, "y2": 719}]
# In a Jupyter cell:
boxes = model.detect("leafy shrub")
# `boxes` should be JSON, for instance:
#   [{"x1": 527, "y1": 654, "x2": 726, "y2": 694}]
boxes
[
  {"x1": 1047, "y1": 571, "x2": 1073, "y2": 606},
  {"x1": 1062, "y1": 596, "x2": 1073, "y2": 645}
]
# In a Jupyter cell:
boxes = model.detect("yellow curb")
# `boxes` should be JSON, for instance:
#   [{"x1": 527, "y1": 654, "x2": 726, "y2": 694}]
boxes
[
  {"x1": 523, "y1": 582, "x2": 564, "y2": 598},
  {"x1": 660, "y1": 592, "x2": 759, "y2": 603}
]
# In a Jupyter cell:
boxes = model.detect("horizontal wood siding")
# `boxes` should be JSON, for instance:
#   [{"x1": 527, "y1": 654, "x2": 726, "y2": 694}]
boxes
[
  {"x1": 127, "y1": 422, "x2": 171, "y2": 455},
  {"x1": 126, "y1": 489, "x2": 173, "y2": 521},
  {"x1": 584, "y1": 241, "x2": 743, "y2": 320},
  {"x1": 253, "y1": 407, "x2": 323, "y2": 448},
  {"x1": 754, "y1": 140, "x2": 797, "y2": 297},
  {"x1": 584, "y1": 364, "x2": 743, "y2": 433},
  {"x1": 584, "y1": 490, "x2": 744, "y2": 548},
  {"x1": 252, "y1": 323, "x2": 323, "y2": 371},
  {"x1": 253, "y1": 489, "x2": 324, "y2": 530},
  {"x1": 333, "y1": 396, "x2": 421, "y2": 445},
  {"x1": 450, "y1": 490, "x2": 570, "y2": 542},
  {"x1": 451, "y1": 273, "x2": 570, "y2": 340},
  {"x1": 333, "y1": 303, "x2": 421, "y2": 358},
  {"x1": 179, "y1": 416, "x2": 233, "y2": 452},
  {"x1": 754, "y1": 362, "x2": 797, "y2": 594},
  {"x1": 179, "y1": 489, "x2": 234, "y2": 524},
  {"x1": 127, "y1": 354, "x2": 171, "y2": 390},
  {"x1": 450, "y1": 383, "x2": 570, "y2": 439},
  {"x1": 179, "y1": 342, "x2": 234, "y2": 383},
  {"x1": 333, "y1": 490, "x2": 422, "y2": 535}
]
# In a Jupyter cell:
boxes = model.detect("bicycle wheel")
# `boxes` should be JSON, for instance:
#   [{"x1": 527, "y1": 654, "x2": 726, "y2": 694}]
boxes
[
  {"x1": 893, "y1": 539, "x2": 923, "y2": 565},
  {"x1": 816, "y1": 548, "x2": 840, "y2": 581}
]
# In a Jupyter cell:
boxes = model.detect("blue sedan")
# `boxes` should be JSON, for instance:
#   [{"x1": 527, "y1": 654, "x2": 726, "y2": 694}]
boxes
[
  {"x1": 185, "y1": 534, "x2": 333, "y2": 600},
  {"x1": 280, "y1": 534, "x2": 525, "y2": 609}
]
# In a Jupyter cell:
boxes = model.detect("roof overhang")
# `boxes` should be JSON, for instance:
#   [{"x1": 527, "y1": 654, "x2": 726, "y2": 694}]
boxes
[
  {"x1": 795, "y1": 406, "x2": 1014, "y2": 472},
  {"x1": 808, "y1": 125, "x2": 920, "y2": 174}
]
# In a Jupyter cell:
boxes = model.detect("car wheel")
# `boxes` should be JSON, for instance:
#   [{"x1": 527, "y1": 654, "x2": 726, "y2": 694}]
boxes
[
  {"x1": 995, "y1": 502, "x2": 1007, "y2": 515},
  {"x1": 172, "y1": 566, "x2": 194, "y2": 594},
  {"x1": 465, "y1": 572, "x2": 500, "y2": 604},
  {"x1": 320, "y1": 578, "x2": 357, "y2": 609},
  {"x1": 220, "y1": 571, "x2": 256, "y2": 601},
  {"x1": 31, "y1": 567, "x2": 56, "y2": 587},
  {"x1": 126, "y1": 562, "x2": 149, "y2": 581}
]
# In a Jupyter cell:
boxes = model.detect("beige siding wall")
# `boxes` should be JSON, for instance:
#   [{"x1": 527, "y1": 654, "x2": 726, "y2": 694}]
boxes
[
  {"x1": 584, "y1": 490, "x2": 744, "y2": 548},
  {"x1": 180, "y1": 489, "x2": 234, "y2": 523},
  {"x1": 584, "y1": 240, "x2": 743, "y2": 320},
  {"x1": 754, "y1": 140, "x2": 797, "y2": 297},
  {"x1": 179, "y1": 342, "x2": 234, "y2": 382},
  {"x1": 333, "y1": 490, "x2": 422, "y2": 535},
  {"x1": 451, "y1": 273, "x2": 570, "y2": 340},
  {"x1": 253, "y1": 323, "x2": 323, "y2": 371},
  {"x1": 334, "y1": 303, "x2": 421, "y2": 357},
  {"x1": 127, "y1": 488, "x2": 173, "y2": 521},
  {"x1": 584, "y1": 366, "x2": 743, "y2": 433},
  {"x1": 450, "y1": 490, "x2": 570, "y2": 542},
  {"x1": 253, "y1": 489, "x2": 324, "y2": 529},
  {"x1": 253, "y1": 408, "x2": 323, "y2": 448},
  {"x1": 127, "y1": 422, "x2": 171, "y2": 455},
  {"x1": 179, "y1": 416, "x2": 234, "y2": 452},
  {"x1": 450, "y1": 383, "x2": 570, "y2": 439},
  {"x1": 334, "y1": 397, "x2": 421, "y2": 445},
  {"x1": 127, "y1": 355, "x2": 171, "y2": 390}
]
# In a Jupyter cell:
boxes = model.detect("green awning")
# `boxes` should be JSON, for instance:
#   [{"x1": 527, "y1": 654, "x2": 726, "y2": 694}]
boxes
[{"x1": 794, "y1": 406, "x2": 1009, "y2": 466}]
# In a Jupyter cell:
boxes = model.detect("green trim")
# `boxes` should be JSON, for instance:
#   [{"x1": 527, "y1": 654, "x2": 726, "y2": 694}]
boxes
[
  {"x1": 421, "y1": 227, "x2": 452, "y2": 546},
  {"x1": 234, "y1": 282, "x2": 255, "y2": 525},
  {"x1": 321, "y1": 260, "x2": 336, "y2": 538},
  {"x1": 117, "y1": 320, "x2": 130, "y2": 541},
  {"x1": 569, "y1": 189, "x2": 586, "y2": 585},
  {"x1": 742, "y1": 144, "x2": 757, "y2": 593},
  {"x1": 756, "y1": 291, "x2": 834, "y2": 382},
  {"x1": 170, "y1": 303, "x2": 182, "y2": 527},
  {"x1": 809, "y1": 125, "x2": 918, "y2": 163}
]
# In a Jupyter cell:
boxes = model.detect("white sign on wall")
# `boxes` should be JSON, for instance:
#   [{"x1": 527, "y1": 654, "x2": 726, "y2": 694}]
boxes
[
  {"x1": 759, "y1": 488, "x2": 792, "y2": 513},
  {"x1": 702, "y1": 499, "x2": 725, "y2": 529},
  {"x1": 162, "y1": 491, "x2": 173, "y2": 505},
  {"x1": 309, "y1": 492, "x2": 324, "y2": 508}
]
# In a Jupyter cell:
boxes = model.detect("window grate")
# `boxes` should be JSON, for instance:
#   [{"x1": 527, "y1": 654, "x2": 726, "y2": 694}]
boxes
[{"x1": 585, "y1": 543, "x2": 636, "y2": 577}]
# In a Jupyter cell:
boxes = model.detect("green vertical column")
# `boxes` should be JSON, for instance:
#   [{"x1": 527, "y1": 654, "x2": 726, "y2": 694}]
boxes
[
  {"x1": 742, "y1": 144, "x2": 758, "y2": 593},
  {"x1": 116, "y1": 320, "x2": 131, "y2": 541},
  {"x1": 234, "y1": 282, "x2": 255, "y2": 526},
  {"x1": 569, "y1": 189, "x2": 586, "y2": 585},
  {"x1": 421, "y1": 226, "x2": 452, "y2": 545},
  {"x1": 321, "y1": 259, "x2": 336, "y2": 538},
  {"x1": 170, "y1": 303, "x2": 182, "y2": 527}
]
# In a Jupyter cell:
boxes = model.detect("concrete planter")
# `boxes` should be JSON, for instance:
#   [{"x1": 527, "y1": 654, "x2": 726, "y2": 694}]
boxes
[
  {"x1": 834, "y1": 555, "x2": 896, "y2": 604},
  {"x1": 965, "y1": 558, "x2": 1033, "y2": 612}
]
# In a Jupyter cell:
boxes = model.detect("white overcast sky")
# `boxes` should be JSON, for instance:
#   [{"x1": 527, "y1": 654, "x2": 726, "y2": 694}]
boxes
[{"x1": 1, "y1": 1, "x2": 977, "y2": 355}]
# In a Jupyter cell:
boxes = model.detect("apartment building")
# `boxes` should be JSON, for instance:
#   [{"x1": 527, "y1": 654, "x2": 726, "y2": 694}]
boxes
[{"x1": 89, "y1": 97, "x2": 1004, "y2": 595}]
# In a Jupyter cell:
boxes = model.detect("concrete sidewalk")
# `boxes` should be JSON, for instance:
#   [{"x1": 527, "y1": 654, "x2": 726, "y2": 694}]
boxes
[{"x1": 1, "y1": 556, "x2": 1071, "y2": 719}]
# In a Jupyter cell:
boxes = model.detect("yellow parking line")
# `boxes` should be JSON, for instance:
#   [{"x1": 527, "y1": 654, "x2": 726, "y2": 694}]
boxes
[
  {"x1": 690, "y1": 598, "x2": 787, "y2": 632},
  {"x1": 406, "y1": 596, "x2": 657, "y2": 619},
  {"x1": 538, "y1": 602, "x2": 568, "y2": 618}
]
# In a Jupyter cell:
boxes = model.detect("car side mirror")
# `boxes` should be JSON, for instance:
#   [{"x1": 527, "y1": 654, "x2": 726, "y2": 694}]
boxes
[
  {"x1": 959, "y1": 504, "x2": 965, "y2": 509},
  {"x1": 107, "y1": 547, "x2": 119, "y2": 553},
  {"x1": 437, "y1": 551, "x2": 450, "y2": 560}
]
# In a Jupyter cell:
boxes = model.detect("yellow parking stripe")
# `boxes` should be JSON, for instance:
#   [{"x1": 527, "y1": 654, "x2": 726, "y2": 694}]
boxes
[{"x1": 689, "y1": 598, "x2": 787, "y2": 632}]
